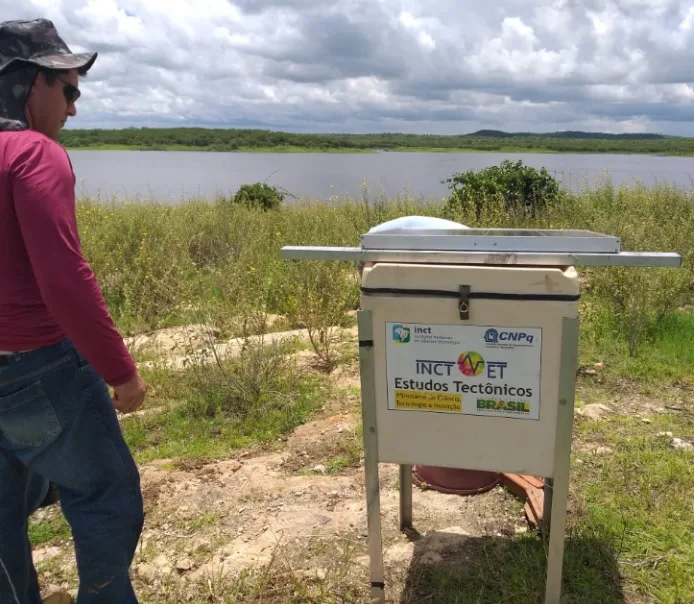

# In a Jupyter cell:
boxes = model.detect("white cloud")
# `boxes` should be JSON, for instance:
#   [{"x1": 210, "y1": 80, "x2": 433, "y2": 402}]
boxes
[
  {"x1": 398, "y1": 11, "x2": 436, "y2": 51},
  {"x1": 0, "y1": 0, "x2": 693, "y2": 133}
]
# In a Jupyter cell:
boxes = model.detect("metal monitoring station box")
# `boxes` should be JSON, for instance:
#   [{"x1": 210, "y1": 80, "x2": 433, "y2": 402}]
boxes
[{"x1": 281, "y1": 224, "x2": 681, "y2": 604}]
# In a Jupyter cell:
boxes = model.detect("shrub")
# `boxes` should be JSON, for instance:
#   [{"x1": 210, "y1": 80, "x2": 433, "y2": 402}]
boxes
[
  {"x1": 282, "y1": 260, "x2": 359, "y2": 370},
  {"x1": 182, "y1": 333, "x2": 301, "y2": 420},
  {"x1": 445, "y1": 160, "x2": 561, "y2": 220},
  {"x1": 230, "y1": 182, "x2": 286, "y2": 211}
]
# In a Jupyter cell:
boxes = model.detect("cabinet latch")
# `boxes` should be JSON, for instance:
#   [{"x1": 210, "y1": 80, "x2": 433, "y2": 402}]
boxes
[{"x1": 459, "y1": 285, "x2": 470, "y2": 320}]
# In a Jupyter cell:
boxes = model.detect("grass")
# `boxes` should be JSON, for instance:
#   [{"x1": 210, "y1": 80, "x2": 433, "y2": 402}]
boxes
[
  {"x1": 580, "y1": 310, "x2": 694, "y2": 384},
  {"x1": 401, "y1": 534, "x2": 626, "y2": 603},
  {"x1": 25, "y1": 181, "x2": 692, "y2": 602},
  {"x1": 29, "y1": 513, "x2": 71, "y2": 547},
  {"x1": 572, "y1": 412, "x2": 694, "y2": 603},
  {"x1": 123, "y1": 374, "x2": 327, "y2": 464},
  {"x1": 122, "y1": 337, "x2": 330, "y2": 463}
]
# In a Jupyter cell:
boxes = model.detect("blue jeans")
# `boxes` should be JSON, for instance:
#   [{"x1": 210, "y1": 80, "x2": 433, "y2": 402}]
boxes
[{"x1": 0, "y1": 340, "x2": 143, "y2": 603}]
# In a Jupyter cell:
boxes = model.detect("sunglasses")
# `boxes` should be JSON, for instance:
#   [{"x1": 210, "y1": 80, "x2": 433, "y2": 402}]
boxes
[{"x1": 57, "y1": 77, "x2": 81, "y2": 105}]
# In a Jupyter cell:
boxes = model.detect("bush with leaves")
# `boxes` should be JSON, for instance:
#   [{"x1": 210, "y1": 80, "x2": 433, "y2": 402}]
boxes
[
  {"x1": 445, "y1": 160, "x2": 561, "y2": 220},
  {"x1": 230, "y1": 182, "x2": 286, "y2": 211}
]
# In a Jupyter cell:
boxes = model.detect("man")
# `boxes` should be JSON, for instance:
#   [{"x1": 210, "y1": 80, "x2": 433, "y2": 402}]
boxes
[{"x1": 0, "y1": 18, "x2": 147, "y2": 604}]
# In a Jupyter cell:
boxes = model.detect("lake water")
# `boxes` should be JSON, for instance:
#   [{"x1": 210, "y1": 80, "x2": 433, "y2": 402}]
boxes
[{"x1": 66, "y1": 150, "x2": 694, "y2": 204}]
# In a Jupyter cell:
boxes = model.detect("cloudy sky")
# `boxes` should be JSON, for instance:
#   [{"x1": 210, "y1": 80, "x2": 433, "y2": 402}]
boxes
[{"x1": 2, "y1": 0, "x2": 694, "y2": 135}]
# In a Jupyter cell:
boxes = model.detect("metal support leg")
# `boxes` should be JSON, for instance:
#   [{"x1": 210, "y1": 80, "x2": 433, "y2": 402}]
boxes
[
  {"x1": 542, "y1": 477, "x2": 554, "y2": 534},
  {"x1": 399, "y1": 464, "x2": 413, "y2": 531},
  {"x1": 357, "y1": 311, "x2": 385, "y2": 604},
  {"x1": 544, "y1": 317, "x2": 579, "y2": 604}
]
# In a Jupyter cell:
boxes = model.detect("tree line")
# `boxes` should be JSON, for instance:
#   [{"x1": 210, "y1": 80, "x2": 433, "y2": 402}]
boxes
[{"x1": 59, "y1": 127, "x2": 694, "y2": 155}]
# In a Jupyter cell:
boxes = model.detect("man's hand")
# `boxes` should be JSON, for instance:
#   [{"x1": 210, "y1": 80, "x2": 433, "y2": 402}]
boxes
[{"x1": 112, "y1": 373, "x2": 147, "y2": 414}]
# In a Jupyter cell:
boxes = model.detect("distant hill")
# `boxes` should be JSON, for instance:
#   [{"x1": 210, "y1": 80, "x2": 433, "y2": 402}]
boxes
[{"x1": 469, "y1": 129, "x2": 668, "y2": 140}]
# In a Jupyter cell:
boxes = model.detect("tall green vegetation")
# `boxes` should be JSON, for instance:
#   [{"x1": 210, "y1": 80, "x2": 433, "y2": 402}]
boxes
[
  {"x1": 228, "y1": 182, "x2": 288, "y2": 211},
  {"x1": 445, "y1": 159, "x2": 562, "y2": 219},
  {"x1": 76, "y1": 169, "x2": 693, "y2": 370},
  {"x1": 61, "y1": 127, "x2": 694, "y2": 155}
]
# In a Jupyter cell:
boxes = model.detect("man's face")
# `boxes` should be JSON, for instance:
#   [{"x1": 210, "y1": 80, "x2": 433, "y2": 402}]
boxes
[{"x1": 25, "y1": 68, "x2": 79, "y2": 142}]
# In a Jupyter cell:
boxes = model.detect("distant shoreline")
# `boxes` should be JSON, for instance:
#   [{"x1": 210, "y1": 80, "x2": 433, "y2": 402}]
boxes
[
  {"x1": 64, "y1": 144, "x2": 694, "y2": 157},
  {"x1": 60, "y1": 127, "x2": 694, "y2": 156}
]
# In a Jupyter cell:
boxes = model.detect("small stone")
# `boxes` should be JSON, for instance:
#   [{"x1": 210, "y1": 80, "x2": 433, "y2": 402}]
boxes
[
  {"x1": 671, "y1": 438, "x2": 693, "y2": 451},
  {"x1": 316, "y1": 568, "x2": 328, "y2": 581},
  {"x1": 136, "y1": 563, "x2": 156, "y2": 584},
  {"x1": 337, "y1": 427, "x2": 344, "y2": 433},
  {"x1": 311, "y1": 465, "x2": 327, "y2": 474},
  {"x1": 188, "y1": 537, "x2": 212, "y2": 553},
  {"x1": 385, "y1": 542, "x2": 415, "y2": 565},
  {"x1": 330, "y1": 490, "x2": 340, "y2": 498},
  {"x1": 642, "y1": 418, "x2": 652, "y2": 424},
  {"x1": 32, "y1": 546, "x2": 62, "y2": 564},
  {"x1": 219, "y1": 460, "x2": 242, "y2": 473},
  {"x1": 575, "y1": 404, "x2": 613, "y2": 420},
  {"x1": 176, "y1": 558, "x2": 193, "y2": 572},
  {"x1": 594, "y1": 446, "x2": 613, "y2": 456},
  {"x1": 658, "y1": 431, "x2": 674, "y2": 438},
  {"x1": 152, "y1": 554, "x2": 169, "y2": 569}
]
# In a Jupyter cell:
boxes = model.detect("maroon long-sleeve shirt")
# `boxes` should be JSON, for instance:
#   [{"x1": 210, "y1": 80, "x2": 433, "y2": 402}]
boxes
[{"x1": 0, "y1": 130, "x2": 136, "y2": 387}]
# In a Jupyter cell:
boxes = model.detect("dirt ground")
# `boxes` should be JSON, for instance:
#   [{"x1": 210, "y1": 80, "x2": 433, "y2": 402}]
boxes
[
  {"x1": 32, "y1": 325, "x2": 688, "y2": 603},
  {"x1": 32, "y1": 335, "x2": 529, "y2": 602},
  {"x1": 34, "y1": 402, "x2": 526, "y2": 602}
]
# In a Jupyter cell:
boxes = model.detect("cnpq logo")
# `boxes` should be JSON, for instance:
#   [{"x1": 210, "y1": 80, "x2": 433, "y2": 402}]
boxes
[{"x1": 484, "y1": 328, "x2": 535, "y2": 346}]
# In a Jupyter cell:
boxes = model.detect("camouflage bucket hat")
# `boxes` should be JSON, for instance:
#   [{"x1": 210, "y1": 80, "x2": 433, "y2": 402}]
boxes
[{"x1": 0, "y1": 18, "x2": 97, "y2": 75}]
